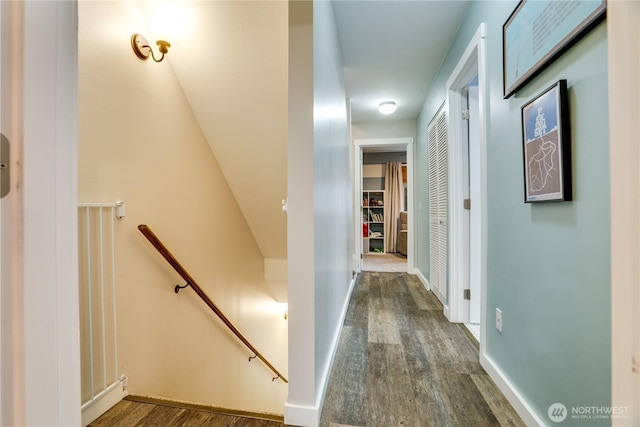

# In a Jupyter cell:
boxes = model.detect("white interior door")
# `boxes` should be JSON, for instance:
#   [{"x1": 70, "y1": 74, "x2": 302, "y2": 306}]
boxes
[{"x1": 468, "y1": 85, "x2": 481, "y2": 324}]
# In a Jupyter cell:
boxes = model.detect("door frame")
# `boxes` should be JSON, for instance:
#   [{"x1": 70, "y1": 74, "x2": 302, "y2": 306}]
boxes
[
  {"x1": 1, "y1": 2, "x2": 80, "y2": 425},
  {"x1": 609, "y1": 1, "x2": 640, "y2": 423},
  {"x1": 445, "y1": 23, "x2": 487, "y2": 344},
  {"x1": 353, "y1": 137, "x2": 415, "y2": 273}
]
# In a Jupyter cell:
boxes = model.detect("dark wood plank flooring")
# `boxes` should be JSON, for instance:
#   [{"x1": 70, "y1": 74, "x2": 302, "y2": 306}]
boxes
[
  {"x1": 90, "y1": 272, "x2": 523, "y2": 427},
  {"x1": 319, "y1": 272, "x2": 524, "y2": 427},
  {"x1": 89, "y1": 398, "x2": 284, "y2": 427}
]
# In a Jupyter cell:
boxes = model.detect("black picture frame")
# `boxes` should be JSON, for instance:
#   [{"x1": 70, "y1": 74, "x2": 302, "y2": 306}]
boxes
[
  {"x1": 503, "y1": 0, "x2": 606, "y2": 99},
  {"x1": 521, "y1": 80, "x2": 571, "y2": 203}
]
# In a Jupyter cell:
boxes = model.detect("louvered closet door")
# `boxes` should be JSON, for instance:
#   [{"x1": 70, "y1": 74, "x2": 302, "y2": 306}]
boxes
[{"x1": 428, "y1": 105, "x2": 448, "y2": 305}]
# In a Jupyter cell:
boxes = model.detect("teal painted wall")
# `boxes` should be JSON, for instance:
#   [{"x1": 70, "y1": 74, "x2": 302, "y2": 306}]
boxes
[
  {"x1": 416, "y1": 2, "x2": 611, "y2": 425},
  {"x1": 312, "y1": 0, "x2": 354, "y2": 404}
]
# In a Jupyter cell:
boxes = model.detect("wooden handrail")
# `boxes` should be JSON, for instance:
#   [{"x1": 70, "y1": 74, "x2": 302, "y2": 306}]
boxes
[{"x1": 137, "y1": 224, "x2": 288, "y2": 383}]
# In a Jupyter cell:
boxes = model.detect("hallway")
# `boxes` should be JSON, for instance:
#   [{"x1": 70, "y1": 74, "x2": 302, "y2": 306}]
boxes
[
  {"x1": 91, "y1": 272, "x2": 524, "y2": 426},
  {"x1": 320, "y1": 272, "x2": 524, "y2": 427}
]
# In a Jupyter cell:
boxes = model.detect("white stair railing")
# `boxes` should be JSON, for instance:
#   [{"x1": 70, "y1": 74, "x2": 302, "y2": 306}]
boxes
[{"x1": 78, "y1": 202, "x2": 127, "y2": 426}]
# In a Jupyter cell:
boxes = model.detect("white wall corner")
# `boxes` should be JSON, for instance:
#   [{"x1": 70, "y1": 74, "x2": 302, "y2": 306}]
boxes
[
  {"x1": 284, "y1": 274, "x2": 357, "y2": 427},
  {"x1": 264, "y1": 258, "x2": 288, "y2": 302},
  {"x1": 480, "y1": 353, "x2": 544, "y2": 427}
]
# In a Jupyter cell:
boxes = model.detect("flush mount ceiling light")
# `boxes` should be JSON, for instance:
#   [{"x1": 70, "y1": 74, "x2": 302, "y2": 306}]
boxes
[
  {"x1": 131, "y1": 33, "x2": 171, "y2": 63},
  {"x1": 378, "y1": 101, "x2": 397, "y2": 115}
]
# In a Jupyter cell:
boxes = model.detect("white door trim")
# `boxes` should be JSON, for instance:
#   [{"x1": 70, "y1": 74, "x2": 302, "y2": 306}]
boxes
[
  {"x1": 0, "y1": 3, "x2": 22, "y2": 424},
  {"x1": 444, "y1": 22, "x2": 487, "y2": 343},
  {"x1": 22, "y1": 2, "x2": 80, "y2": 425},
  {"x1": 354, "y1": 138, "x2": 415, "y2": 273},
  {"x1": 609, "y1": 1, "x2": 640, "y2": 424}
]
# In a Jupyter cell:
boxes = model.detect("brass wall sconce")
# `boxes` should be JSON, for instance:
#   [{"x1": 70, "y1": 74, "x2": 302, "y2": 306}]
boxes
[{"x1": 131, "y1": 33, "x2": 171, "y2": 62}]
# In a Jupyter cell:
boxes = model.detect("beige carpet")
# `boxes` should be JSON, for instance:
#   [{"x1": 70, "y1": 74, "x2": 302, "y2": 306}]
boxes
[{"x1": 362, "y1": 253, "x2": 407, "y2": 272}]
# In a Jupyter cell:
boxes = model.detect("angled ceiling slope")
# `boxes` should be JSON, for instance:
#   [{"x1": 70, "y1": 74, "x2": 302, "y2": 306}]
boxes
[{"x1": 152, "y1": 1, "x2": 289, "y2": 261}]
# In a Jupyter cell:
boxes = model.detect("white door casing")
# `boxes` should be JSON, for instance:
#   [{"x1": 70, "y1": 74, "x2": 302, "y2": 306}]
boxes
[
  {"x1": 0, "y1": 2, "x2": 24, "y2": 424},
  {"x1": 0, "y1": 2, "x2": 80, "y2": 425},
  {"x1": 445, "y1": 23, "x2": 487, "y2": 339},
  {"x1": 354, "y1": 138, "x2": 415, "y2": 273},
  {"x1": 609, "y1": 0, "x2": 640, "y2": 424}
]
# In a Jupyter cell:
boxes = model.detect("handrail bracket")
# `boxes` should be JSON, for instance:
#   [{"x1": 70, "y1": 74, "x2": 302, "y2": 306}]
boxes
[{"x1": 175, "y1": 282, "x2": 189, "y2": 293}]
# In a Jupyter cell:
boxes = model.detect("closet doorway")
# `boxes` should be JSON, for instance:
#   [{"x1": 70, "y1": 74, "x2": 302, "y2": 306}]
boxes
[{"x1": 354, "y1": 138, "x2": 414, "y2": 274}]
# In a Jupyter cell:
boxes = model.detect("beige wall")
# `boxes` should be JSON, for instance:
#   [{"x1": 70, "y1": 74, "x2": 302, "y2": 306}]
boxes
[{"x1": 78, "y1": 1, "x2": 287, "y2": 415}]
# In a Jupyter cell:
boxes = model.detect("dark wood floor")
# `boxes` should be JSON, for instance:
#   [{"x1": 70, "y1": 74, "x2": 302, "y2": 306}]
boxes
[
  {"x1": 89, "y1": 397, "x2": 284, "y2": 427},
  {"x1": 91, "y1": 272, "x2": 523, "y2": 427},
  {"x1": 319, "y1": 272, "x2": 524, "y2": 427}
]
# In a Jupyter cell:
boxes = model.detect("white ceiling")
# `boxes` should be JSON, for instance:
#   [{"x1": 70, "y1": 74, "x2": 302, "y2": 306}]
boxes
[
  {"x1": 149, "y1": 0, "x2": 469, "y2": 260},
  {"x1": 333, "y1": 0, "x2": 470, "y2": 122}
]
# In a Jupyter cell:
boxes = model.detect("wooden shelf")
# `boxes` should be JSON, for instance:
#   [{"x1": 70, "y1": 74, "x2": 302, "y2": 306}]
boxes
[{"x1": 362, "y1": 190, "x2": 385, "y2": 253}]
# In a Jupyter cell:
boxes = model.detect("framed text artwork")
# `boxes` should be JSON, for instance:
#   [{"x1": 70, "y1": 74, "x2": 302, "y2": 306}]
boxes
[
  {"x1": 521, "y1": 80, "x2": 571, "y2": 203},
  {"x1": 503, "y1": 0, "x2": 606, "y2": 98}
]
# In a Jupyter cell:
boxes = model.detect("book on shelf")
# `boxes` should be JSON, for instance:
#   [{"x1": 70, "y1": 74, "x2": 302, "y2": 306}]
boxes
[{"x1": 368, "y1": 211, "x2": 383, "y2": 222}]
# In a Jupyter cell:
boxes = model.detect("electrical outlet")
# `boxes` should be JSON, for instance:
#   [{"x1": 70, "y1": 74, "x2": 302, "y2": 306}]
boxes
[{"x1": 496, "y1": 308, "x2": 503, "y2": 333}]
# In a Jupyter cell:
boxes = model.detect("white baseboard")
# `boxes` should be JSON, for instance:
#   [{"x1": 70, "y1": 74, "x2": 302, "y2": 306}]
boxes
[
  {"x1": 284, "y1": 402, "x2": 320, "y2": 427},
  {"x1": 480, "y1": 353, "x2": 544, "y2": 427},
  {"x1": 81, "y1": 377, "x2": 128, "y2": 426},
  {"x1": 444, "y1": 304, "x2": 451, "y2": 320},
  {"x1": 284, "y1": 274, "x2": 358, "y2": 427},
  {"x1": 415, "y1": 268, "x2": 431, "y2": 291}
]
